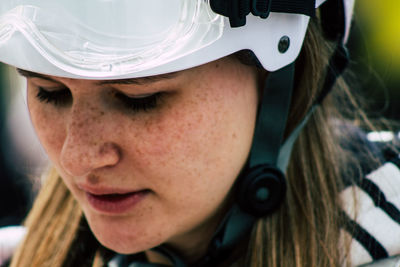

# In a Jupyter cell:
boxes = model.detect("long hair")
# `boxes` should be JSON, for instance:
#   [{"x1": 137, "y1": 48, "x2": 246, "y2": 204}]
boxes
[
  {"x1": 10, "y1": 169, "x2": 83, "y2": 267},
  {"x1": 244, "y1": 18, "x2": 382, "y2": 266},
  {"x1": 10, "y1": 17, "x2": 376, "y2": 267}
]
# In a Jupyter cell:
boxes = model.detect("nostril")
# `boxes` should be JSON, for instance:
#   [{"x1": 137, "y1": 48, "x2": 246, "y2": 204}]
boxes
[
  {"x1": 99, "y1": 142, "x2": 121, "y2": 167},
  {"x1": 100, "y1": 142, "x2": 118, "y2": 156}
]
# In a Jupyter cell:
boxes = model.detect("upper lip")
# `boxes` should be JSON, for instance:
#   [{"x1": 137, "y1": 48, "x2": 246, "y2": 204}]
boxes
[{"x1": 77, "y1": 184, "x2": 145, "y2": 195}]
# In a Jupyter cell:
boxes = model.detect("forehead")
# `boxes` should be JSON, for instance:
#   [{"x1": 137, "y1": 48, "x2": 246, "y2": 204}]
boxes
[
  {"x1": 17, "y1": 68, "x2": 180, "y2": 86},
  {"x1": 17, "y1": 57, "x2": 252, "y2": 90}
]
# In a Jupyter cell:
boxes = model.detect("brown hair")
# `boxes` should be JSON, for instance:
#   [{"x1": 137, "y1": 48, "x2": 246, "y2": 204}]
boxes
[
  {"x1": 244, "y1": 18, "x2": 382, "y2": 266},
  {"x1": 10, "y1": 17, "x2": 377, "y2": 267}
]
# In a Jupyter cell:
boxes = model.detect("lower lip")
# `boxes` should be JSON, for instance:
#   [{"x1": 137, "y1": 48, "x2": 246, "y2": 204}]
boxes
[{"x1": 85, "y1": 191, "x2": 149, "y2": 214}]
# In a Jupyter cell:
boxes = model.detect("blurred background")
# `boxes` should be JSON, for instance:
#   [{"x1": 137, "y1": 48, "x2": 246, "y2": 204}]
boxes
[
  {"x1": 349, "y1": 0, "x2": 400, "y2": 121},
  {"x1": 0, "y1": 1, "x2": 399, "y2": 226},
  {"x1": 0, "y1": 66, "x2": 48, "y2": 227}
]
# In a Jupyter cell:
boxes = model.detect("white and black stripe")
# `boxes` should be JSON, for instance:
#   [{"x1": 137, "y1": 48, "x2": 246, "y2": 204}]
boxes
[
  {"x1": 342, "y1": 211, "x2": 389, "y2": 260},
  {"x1": 341, "y1": 162, "x2": 400, "y2": 266},
  {"x1": 357, "y1": 178, "x2": 400, "y2": 225}
]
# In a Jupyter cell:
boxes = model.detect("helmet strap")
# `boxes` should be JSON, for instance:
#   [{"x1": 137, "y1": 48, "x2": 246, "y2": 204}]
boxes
[
  {"x1": 210, "y1": 0, "x2": 316, "y2": 27},
  {"x1": 278, "y1": 43, "x2": 349, "y2": 171},
  {"x1": 234, "y1": 63, "x2": 295, "y2": 216}
]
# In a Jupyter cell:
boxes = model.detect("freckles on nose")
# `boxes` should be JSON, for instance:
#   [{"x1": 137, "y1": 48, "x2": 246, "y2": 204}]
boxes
[
  {"x1": 59, "y1": 105, "x2": 121, "y2": 177},
  {"x1": 60, "y1": 140, "x2": 121, "y2": 177}
]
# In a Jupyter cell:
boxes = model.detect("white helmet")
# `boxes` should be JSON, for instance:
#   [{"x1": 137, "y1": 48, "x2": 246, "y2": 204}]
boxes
[{"x1": 0, "y1": 0, "x2": 354, "y2": 79}]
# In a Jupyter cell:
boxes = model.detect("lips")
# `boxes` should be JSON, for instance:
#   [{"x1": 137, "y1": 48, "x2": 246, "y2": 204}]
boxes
[
  {"x1": 78, "y1": 185, "x2": 150, "y2": 214},
  {"x1": 77, "y1": 184, "x2": 141, "y2": 195},
  {"x1": 90, "y1": 192, "x2": 137, "y2": 202}
]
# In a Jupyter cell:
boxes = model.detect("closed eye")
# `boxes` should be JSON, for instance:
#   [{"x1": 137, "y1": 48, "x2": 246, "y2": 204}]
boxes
[
  {"x1": 36, "y1": 87, "x2": 72, "y2": 106},
  {"x1": 113, "y1": 91, "x2": 163, "y2": 112},
  {"x1": 36, "y1": 86, "x2": 164, "y2": 113}
]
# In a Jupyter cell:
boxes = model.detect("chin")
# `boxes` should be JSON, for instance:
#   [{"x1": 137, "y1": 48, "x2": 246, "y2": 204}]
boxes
[
  {"x1": 84, "y1": 212, "x2": 164, "y2": 254},
  {"x1": 98, "y1": 237, "x2": 146, "y2": 255}
]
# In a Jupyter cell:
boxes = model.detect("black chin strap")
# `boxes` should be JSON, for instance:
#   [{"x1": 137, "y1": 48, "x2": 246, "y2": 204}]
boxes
[{"x1": 250, "y1": 63, "x2": 295, "y2": 168}]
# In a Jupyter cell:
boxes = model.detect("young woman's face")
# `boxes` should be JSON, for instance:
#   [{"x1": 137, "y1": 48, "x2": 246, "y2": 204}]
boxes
[{"x1": 26, "y1": 57, "x2": 259, "y2": 261}]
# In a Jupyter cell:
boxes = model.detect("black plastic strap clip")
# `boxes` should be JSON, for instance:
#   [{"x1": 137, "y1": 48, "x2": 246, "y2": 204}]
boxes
[
  {"x1": 210, "y1": 0, "x2": 271, "y2": 27},
  {"x1": 251, "y1": 0, "x2": 271, "y2": 19}
]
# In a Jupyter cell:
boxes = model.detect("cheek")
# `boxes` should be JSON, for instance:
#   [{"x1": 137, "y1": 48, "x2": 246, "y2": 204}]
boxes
[
  {"x1": 155, "y1": 81, "x2": 255, "y2": 162},
  {"x1": 27, "y1": 93, "x2": 66, "y2": 160}
]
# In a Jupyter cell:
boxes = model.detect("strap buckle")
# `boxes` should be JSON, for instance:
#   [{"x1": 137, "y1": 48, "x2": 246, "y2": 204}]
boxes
[
  {"x1": 210, "y1": 0, "x2": 271, "y2": 27},
  {"x1": 251, "y1": 0, "x2": 271, "y2": 19}
]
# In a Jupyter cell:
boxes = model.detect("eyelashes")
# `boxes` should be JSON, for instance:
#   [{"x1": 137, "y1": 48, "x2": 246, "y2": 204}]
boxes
[
  {"x1": 113, "y1": 91, "x2": 162, "y2": 112},
  {"x1": 35, "y1": 87, "x2": 163, "y2": 112},
  {"x1": 36, "y1": 87, "x2": 72, "y2": 106}
]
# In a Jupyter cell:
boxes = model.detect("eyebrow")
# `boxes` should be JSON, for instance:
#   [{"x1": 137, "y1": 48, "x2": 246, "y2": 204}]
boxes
[
  {"x1": 17, "y1": 69, "x2": 57, "y2": 82},
  {"x1": 17, "y1": 69, "x2": 179, "y2": 85},
  {"x1": 96, "y1": 72, "x2": 179, "y2": 86}
]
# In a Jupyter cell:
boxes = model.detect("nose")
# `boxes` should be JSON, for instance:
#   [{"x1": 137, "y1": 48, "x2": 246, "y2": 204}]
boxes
[{"x1": 60, "y1": 100, "x2": 121, "y2": 177}]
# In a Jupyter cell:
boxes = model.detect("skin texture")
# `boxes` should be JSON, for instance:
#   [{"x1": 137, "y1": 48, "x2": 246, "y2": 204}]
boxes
[{"x1": 26, "y1": 57, "x2": 259, "y2": 263}]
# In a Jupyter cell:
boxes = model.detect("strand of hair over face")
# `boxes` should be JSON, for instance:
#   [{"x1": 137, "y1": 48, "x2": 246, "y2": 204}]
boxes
[{"x1": 10, "y1": 169, "x2": 82, "y2": 267}]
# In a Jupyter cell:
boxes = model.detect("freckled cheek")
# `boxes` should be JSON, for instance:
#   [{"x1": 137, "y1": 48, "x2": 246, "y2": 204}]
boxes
[
  {"x1": 125, "y1": 113, "x2": 191, "y2": 160},
  {"x1": 145, "y1": 109, "x2": 203, "y2": 151},
  {"x1": 132, "y1": 104, "x2": 229, "y2": 167},
  {"x1": 28, "y1": 104, "x2": 66, "y2": 160}
]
